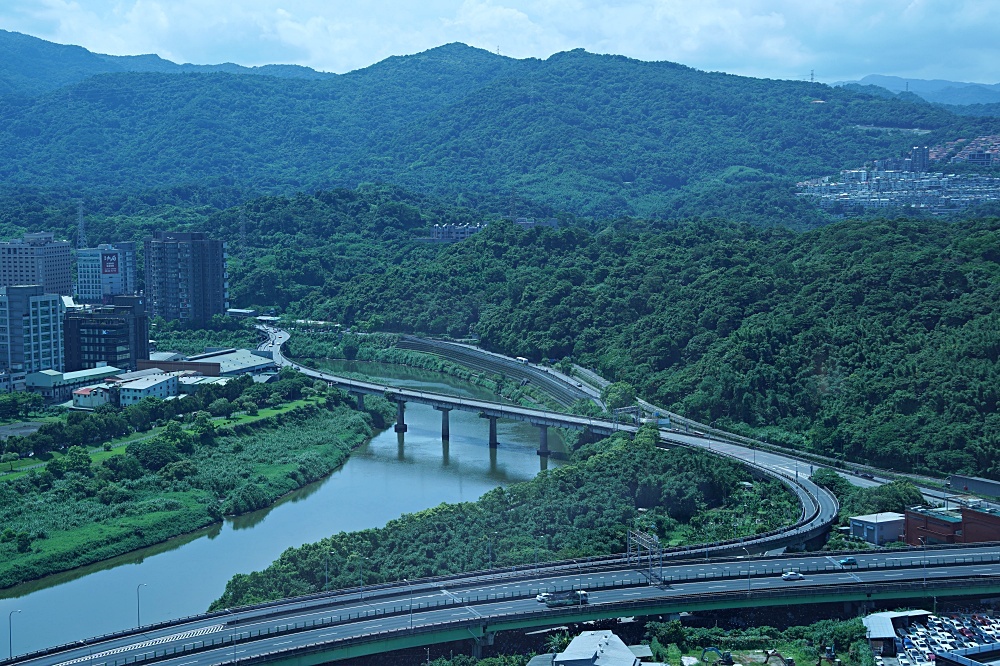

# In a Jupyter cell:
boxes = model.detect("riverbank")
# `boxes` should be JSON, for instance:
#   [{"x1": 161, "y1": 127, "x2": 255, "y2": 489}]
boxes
[
  {"x1": 211, "y1": 429, "x2": 801, "y2": 609},
  {"x1": 0, "y1": 396, "x2": 390, "y2": 590}
]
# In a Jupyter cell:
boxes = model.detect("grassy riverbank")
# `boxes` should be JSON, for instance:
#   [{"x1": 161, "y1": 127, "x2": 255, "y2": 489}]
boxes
[
  {"x1": 0, "y1": 398, "x2": 392, "y2": 589},
  {"x1": 210, "y1": 427, "x2": 800, "y2": 609}
]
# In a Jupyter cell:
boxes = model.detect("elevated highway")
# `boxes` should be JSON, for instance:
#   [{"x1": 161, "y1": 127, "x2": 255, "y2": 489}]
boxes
[
  {"x1": 0, "y1": 327, "x2": 903, "y2": 664},
  {"x1": 262, "y1": 326, "x2": 838, "y2": 556},
  {"x1": 8, "y1": 545, "x2": 1000, "y2": 666}
]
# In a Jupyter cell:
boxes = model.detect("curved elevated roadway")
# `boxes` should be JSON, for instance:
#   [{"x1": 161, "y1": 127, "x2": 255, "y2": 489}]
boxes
[
  {"x1": 9, "y1": 545, "x2": 1000, "y2": 666},
  {"x1": 1, "y1": 327, "x2": 853, "y2": 665},
  {"x1": 262, "y1": 326, "x2": 839, "y2": 555}
]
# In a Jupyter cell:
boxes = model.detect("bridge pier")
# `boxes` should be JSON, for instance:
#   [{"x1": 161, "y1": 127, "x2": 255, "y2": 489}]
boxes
[
  {"x1": 351, "y1": 392, "x2": 365, "y2": 411},
  {"x1": 471, "y1": 629, "x2": 495, "y2": 659},
  {"x1": 487, "y1": 415, "x2": 498, "y2": 448},
  {"x1": 394, "y1": 400, "x2": 408, "y2": 433},
  {"x1": 435, "y1": 406, "x2": 452, "y2": 440},
  {"x1": 536, "y1": 425, "x2": 550, "y2": 457}
]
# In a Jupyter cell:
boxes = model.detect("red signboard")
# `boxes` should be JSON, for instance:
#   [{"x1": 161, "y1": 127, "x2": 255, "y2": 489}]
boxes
[{"x1": 102, "y1": 252, "x2": 119, "y2": 275}]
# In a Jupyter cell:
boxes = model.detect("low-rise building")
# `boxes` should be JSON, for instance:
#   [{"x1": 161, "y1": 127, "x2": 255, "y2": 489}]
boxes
[
  {"x1": 26, "y1": 366, "x2": 122, "y2": 402},
  {"x1": 904, "y1": 504, "x2": 1000, "y2": 546},
  {"x1": 72, "y1": 385, "x2": 115, "y2": 409},
  {"x1": 118, "y1": 374, "x2": 178, "y2": 406},
  {"x1": 849, "y1": 512, "x2": 906, "y2": 545},
  {"x1": 905, "y1": 506, "x2": 963, "y2": 545},
  {"x1": 0, "y1": 371, "x2": 26, "y2": 393},
  {"x1": 138, "y1": 348, "x2": 276, "y2": 377},
  {"x1": 527, "y1": 630, "x2": 652, "y2": 666}
]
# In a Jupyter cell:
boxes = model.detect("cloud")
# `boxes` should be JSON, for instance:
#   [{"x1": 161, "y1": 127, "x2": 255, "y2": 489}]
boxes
[{"x1": 0, "y1": 0, "x2": 998, "y2": 82}]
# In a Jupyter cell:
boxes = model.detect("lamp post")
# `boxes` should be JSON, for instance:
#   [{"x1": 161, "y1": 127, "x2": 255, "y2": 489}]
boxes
[
  {"x1": 404, "y1": 579, "x2": 414, "y2": 630},
  {"x1": 918, "y1": 537, "x2": 927, "y2": 585},
  {"x1": 357, "y1": 555, "x2": 368, "y2": 600},
  {"x1": 742, "y1": 547, "x2": 752, "y2": 595},
  {"x1": 8, "y1": 610, "x2": 21, "y2": 660},
  {"x1": 136, "y1": 583, "x2": 147, "y2": 628},
  {"x1": 324, "y1": 551, "x2": 334, "y2": 591}
]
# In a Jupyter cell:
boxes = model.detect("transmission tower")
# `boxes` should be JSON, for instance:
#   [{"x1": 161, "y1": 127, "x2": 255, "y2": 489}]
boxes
[{"x1": 77, "y1": 200, "x2": 87, "y2": 249}]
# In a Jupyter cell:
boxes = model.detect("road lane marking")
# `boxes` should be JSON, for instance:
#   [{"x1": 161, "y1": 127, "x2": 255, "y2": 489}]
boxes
[
  {"x1": 53, "y1": 625, "x2": 227, "y2": 666},
  {"x1": 274, "y1": 640, "x2": 293, "y2": 646}
]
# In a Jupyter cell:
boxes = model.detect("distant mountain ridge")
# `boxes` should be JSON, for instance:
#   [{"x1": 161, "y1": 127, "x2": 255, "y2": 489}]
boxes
[
  {"x1": 0, "y1": 29, "x2": 337, "y2": 96},
  {"x1": 0, "y1": 31, "x2": 997, "y2": 223},
  {"x1": 837, "y1": 74, "x2": 1000, "y2": 106}
]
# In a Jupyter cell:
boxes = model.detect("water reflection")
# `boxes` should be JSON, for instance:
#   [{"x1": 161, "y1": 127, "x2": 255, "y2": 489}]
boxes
[{"x1": 1, "y1": 359, "x2": 564, "y2": 655}]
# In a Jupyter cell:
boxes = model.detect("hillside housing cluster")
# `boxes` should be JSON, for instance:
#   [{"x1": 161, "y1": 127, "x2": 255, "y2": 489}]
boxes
[
  {"x1": 0, "y1": 230, "x2": 248, "y2": 403},
  {"x1": 797, "y1": 141, "x2": 1000, "y2": 213}
]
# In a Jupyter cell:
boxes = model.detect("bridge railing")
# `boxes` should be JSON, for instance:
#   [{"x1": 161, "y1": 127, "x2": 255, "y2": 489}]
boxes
[{"x1": 51, "y1": 571, "x2": 1000, "y2": 666}]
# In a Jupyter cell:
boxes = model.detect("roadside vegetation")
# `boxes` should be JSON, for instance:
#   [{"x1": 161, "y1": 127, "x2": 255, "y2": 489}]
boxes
[
  {"x1": 150, "y1": 316, "x2": 262, "y2": 356},
  {"x1": 0, "y1": 368, "x2": 394, "y2": 588},
  {"x1": 810, "y1": 468, "x2": 924, "y2": 550},
  {"x1": 286, "y1": 330, "x2": 565, "y2": 411},
  {"x1": 210, "y1": 426, "x2": 800, "y2": 609}
]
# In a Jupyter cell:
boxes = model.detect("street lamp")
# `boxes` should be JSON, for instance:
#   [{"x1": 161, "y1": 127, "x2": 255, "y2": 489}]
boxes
[
  {"x1": 355, "y1": 554, "x2": 369, "y2": 600},
  {"x1": 324, "y1": 551, "x2": 334, "y2": 591},
  {"x1": 918, "y1": 537, "x2": 927, "y2": 585},
  {"x1": 742, "y1": 547, "x2": 752, "y2": 595},
  {"x1": 8, "y1": 610, "x2": 21, "y2": 660},
  {"x1": 404, "y1": 579, "x2": 414, "y2": 630},
  {"x1": 136, "y1": 583, "x2": 147, "y2": 628}
]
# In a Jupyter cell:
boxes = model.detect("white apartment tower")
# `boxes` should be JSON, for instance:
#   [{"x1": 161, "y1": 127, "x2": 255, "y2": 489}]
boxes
[
  {"x1": 0, "y1": 285, "x2": 65, "y2": 373},
  {"x1": 0, "y1": 232, "x2": 73, "y2": 296},
  {"x1": 76, "y1": 242, "x2": 137, "y2": 304}
]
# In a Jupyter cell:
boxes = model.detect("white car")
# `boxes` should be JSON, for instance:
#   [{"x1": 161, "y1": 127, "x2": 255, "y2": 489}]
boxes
[
  {"x1": 535, "y1": 593, "x2": 551, "y2": 602},
  {"x1": 781, "y1": 571, "x2": 805, "y2": 581}
]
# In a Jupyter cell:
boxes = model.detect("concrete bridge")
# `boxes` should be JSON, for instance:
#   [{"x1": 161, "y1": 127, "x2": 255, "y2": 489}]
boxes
[
  {"x1": 265, "y1": 327, "x2": 634, "y2": 457},
  {"x1": 261, "y1": 326, "x2": 839, "y2": 555}
]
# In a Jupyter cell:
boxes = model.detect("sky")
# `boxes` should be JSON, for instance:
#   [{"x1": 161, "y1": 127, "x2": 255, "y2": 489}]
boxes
[{"x1": 0, "y1": 0, "x2": 998, "y2": 84}]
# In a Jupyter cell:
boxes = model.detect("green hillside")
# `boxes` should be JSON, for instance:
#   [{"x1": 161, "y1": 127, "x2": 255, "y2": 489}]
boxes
[
  {"x1": 2, "y1": 39, "x2": 996, "y2": 223},
  {"x1": 128, "y1": 187, "x2": 997, "y2": 480},
  {"x1": 0, "y1": 29, "x2": 337, "y2": 97}
]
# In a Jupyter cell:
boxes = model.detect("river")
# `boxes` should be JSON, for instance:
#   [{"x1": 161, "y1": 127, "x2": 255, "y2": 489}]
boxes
[{"x1": 1, "y1": 361, "x2": 565, "y2": 656}]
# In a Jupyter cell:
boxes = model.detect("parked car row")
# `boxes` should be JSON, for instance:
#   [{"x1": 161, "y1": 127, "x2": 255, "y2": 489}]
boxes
[{"x1": 895, "y1": 612, "x2": 1000, "y2": 666}]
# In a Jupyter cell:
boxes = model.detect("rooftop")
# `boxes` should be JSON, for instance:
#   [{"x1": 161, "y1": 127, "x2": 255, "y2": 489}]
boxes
[
  {"x1": 120, "y1": 375, "x2": 175, "y2": 391},
  {"x1": 555, "y1": 631, "x2": 640, "y2": 666},
  {"x1": 851, "y1": 512, "x2": 906, "y2": 524},
  {"x1": 908, "y1": 506, "x2": 963, "y2": 523}
]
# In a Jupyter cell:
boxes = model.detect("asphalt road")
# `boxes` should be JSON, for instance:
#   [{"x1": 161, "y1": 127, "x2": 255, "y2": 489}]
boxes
[{"x1": 16, "y1": 544, "x2": 1000, "y2": 666}]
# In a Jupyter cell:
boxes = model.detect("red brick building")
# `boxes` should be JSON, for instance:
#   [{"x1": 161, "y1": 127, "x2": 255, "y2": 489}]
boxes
[{"x1": 904, "y1": 505, "x2": 1000, "y2": 546}]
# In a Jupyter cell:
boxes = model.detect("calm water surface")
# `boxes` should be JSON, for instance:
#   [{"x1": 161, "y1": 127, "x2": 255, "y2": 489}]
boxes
[{"x1": 1, "y1": 361, "x2": 564, "y2": 656}]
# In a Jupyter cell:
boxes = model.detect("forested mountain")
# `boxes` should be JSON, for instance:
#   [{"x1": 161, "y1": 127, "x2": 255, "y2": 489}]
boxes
[
  {"x1": 107, "y1": 187, "x2": 997, "y2": 481},
  {"x1": 2, "y1": 36, "x2": 997, "y2": 222},
  {"x1": 0, "y1": 29, "x2": 336, "y2": 97}
]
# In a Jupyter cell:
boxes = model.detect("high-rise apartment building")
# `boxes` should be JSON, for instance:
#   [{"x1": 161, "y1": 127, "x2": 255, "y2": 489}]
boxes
[
  {"x1": 76, "y1": 242, "x2": 137, "y2": 304},
  {"x1": 0, "y1": 285, "x2": 65, "y2": 373},
  {"x1": 0, "y1": 232, "x2": 73, "y2": 296},
  {"x1": 64, "y1": 295, "x2": 150, "y2": 372},
  {"x1": 144, "y1": 232, "x2": 228, "y2": 325}
]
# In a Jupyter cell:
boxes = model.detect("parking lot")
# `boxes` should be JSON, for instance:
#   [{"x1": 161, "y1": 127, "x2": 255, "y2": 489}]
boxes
[{"x1": 880, "y1": 612, "x2": 1000, "y2": 666}]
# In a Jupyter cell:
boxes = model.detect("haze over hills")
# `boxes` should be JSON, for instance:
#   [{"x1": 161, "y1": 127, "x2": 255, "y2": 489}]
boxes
[
  {"x1": 1, "y1": 31, "x2": 998, "y2": 223},
  {"x1": 0, "y1": 29, "x2": 337, "y2": 97},
  {"x1": 837, "y1": 74, "x2": 1000, "y2": 106}
]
